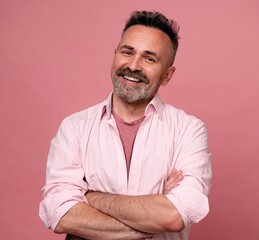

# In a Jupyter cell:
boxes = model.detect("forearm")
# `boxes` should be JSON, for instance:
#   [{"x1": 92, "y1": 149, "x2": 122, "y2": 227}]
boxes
[
  {"x1": 86, "y1": 192, "x2": 184, "y2": 234},
  {"x1": 55, "y1": 202, "x2": 152, "y2": 240}
]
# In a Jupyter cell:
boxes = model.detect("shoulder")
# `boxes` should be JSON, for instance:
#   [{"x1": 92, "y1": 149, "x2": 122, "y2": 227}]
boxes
[
  {"x1": 151, "y1": 95, "x2": 205, "y2": 129},
  {"x1": 162, "y1": 104, "x2": 210, "y2": 153},
  {"x1": 60, "y1": 100, "x2": 106, "y2": 129},
  {"x1": 163, "y1": 102, "x2": 205, "y2": 129}
]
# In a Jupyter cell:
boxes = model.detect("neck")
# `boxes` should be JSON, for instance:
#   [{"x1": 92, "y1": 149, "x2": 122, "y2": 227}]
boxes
[{"x1": 112, "y1": 94, "x2": 149, "y2": 122}]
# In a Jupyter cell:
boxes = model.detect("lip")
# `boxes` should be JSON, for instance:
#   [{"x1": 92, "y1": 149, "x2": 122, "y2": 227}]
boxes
[
  {"x1": 116, "y1": 68, "x2": 149, "y2": 84},
  {"x1": 119, "y1": 75, "x2": 145, "y2": 86},
  {"x1": 124, "y1": 75, "x2": 142, "y2": 82}
]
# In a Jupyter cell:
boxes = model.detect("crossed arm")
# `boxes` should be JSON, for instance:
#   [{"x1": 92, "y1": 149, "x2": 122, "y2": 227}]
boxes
[{"x1": 55, "y1": 169, "x2": 184, "y2": 239}]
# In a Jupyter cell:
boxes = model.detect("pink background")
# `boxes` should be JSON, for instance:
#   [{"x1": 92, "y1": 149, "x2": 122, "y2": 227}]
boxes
[{"x1": 1, "y1": 0, "x2": 258, "y2": 239}]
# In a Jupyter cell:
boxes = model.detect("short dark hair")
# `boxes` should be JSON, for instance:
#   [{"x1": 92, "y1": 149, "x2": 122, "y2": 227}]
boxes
[{"x1": 123, "y1": 11, "x2": 180, "y2": 64}]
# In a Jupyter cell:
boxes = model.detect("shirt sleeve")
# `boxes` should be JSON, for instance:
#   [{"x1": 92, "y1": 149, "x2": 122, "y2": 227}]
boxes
[
  {"x1": 166, "y1": 116, "x2": 212, "y2": 227},
  {"x1": 39, "y1": 116, "x2": 88, "y2": 230}
]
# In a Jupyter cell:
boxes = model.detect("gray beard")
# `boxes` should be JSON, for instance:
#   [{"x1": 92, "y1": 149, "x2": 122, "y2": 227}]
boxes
[{"x1": 113, "y1": 80, "x2": 150, "y2": 104}]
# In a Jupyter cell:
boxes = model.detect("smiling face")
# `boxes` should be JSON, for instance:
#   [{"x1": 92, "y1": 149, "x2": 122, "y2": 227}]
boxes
[{"x1": 111, "y1": 25, "x2": 175, "y2": 105}]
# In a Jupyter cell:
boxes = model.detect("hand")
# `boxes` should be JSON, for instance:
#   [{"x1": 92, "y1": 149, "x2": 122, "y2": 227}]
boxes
[{"x1": 163, "y1": 168, "x2": 183, "y2": 194}]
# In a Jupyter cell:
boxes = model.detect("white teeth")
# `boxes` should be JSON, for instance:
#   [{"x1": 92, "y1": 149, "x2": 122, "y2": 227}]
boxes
[{"x1": 124, "y1": 75, "x2": 140, "y2": 82}]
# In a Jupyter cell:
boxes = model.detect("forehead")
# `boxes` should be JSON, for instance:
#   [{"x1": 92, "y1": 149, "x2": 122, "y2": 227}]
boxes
[{"x1": 119, "y1": 25, "x2": 172, "y2": 55}]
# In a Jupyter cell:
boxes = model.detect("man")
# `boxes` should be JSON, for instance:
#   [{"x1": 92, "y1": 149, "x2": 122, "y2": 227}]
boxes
[{"x1": 39, "y1": 11, "x2": 212, "y2": 240}]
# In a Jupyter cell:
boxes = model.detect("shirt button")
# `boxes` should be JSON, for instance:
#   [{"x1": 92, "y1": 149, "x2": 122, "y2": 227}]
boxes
[{"x1": 119, "y1": 187, "x2": 123, "y2": 192}]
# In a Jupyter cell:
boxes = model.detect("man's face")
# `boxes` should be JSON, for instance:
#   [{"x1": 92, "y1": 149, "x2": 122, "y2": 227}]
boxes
[{"x1": 111, "y1": 25, "x2": 175, "y2": 105}]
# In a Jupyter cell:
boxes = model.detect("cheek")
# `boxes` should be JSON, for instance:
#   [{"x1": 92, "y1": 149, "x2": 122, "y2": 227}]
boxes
[
  {"x1": 148, "y1": 70, "x2": 162, "y2": 83},
  {"x1": 111, "y1": 62, "x2": 116, "y2": 72},
  {"x1": 111, "y1": 59, "x2": 119, "y2": 75},
  {"x1": 113, "y1": 54, "x2": 133, "y2": 70}
]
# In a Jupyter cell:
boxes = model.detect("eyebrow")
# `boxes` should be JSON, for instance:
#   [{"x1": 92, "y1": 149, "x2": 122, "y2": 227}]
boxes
[
  {"x1": 119, "y1": 45, "x2": 134, "y2": 51},
  {"x1": 119, "y1": 45, "x2": 160, "y2": 61},
  {"x1": 145, "y1": 50, "x2": 160, "y2": 61}
]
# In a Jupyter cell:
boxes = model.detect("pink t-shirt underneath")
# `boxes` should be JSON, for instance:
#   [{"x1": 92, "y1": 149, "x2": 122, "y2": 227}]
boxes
[{"x1": 112, "y1": 111, "x2": 145, "y2": 176}]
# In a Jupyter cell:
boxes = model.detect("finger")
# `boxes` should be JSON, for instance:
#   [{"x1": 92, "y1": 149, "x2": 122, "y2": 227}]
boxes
[
  {"x1": 173, "y1": 170, "x2": 183, "y2": 182},
  {"x1": 168, "y1": 168, "x2": 183, "y2": 183},
  {"x1": 168, "y1": 168, "x2": 177, "y2": 180},
  {"x1": 175, "y1": 171, "x2": 184, "y2": 182},
  {"x1": 163, "y1": 169, "x2": 184, "y2": 194}
]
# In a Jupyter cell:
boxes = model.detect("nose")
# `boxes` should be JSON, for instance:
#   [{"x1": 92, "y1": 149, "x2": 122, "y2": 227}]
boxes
[{"x1": 127, "y1": 55, "x2": 142, "y2": 72}]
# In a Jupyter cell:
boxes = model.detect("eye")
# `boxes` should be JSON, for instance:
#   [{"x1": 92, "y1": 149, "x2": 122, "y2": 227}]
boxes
[
  {"x1": 121, "y1": 50, "x2": 133, "y2": 56},
  {"x1": 145, "y1": 56, "x2": 156, "y2": 63}
]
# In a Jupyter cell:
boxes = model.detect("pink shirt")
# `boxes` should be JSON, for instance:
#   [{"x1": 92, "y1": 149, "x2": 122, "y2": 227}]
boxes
[{"x1": 39, "y1": 94, "x2": 212, "y2": 240}]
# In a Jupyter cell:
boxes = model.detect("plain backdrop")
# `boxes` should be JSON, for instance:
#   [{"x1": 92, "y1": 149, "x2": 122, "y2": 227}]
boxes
[{"x1": 0, "y1": 0, "x2": 258, "y2": 239}]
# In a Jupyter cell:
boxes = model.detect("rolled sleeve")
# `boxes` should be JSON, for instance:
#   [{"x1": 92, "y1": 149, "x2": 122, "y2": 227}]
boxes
[
  {"x1": 39, "y1": 117, "x2": 88, "y2": 230},
  {"x1": 166, "y1": 185, "x2": 209, "y2": 226},
  {"x1": 39, "y1": 194, "x2": 85, "y2": 230}
]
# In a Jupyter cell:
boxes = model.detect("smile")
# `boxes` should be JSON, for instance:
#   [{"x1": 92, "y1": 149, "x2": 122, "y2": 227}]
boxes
[{"x1": 124, "y1": 75, "x2": 142, "y2": 82}]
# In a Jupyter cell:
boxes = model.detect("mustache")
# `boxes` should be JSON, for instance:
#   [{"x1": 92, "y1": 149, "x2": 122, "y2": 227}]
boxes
[{"x1": 116, "y1": 68, "x2": 149, "y2": 84}]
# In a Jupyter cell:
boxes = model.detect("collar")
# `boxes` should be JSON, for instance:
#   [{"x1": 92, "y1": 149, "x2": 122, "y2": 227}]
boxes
[
  {"x1": 100, "y1": 92, "x2": 164, "y2": 121},
  {"x1": 144, "y1": 94, "x2": 163, "y2": 119}
]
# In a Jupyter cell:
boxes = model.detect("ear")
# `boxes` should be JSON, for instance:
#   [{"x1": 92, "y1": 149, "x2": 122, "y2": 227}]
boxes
[{"x1": 161, "y1": 66, "x2": 176, "y2": 86}]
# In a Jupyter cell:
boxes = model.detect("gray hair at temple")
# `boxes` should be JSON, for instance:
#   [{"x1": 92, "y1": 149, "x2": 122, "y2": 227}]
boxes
[{"x1": 122, "y1": 10, "x2": 180, "y2": 65}]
